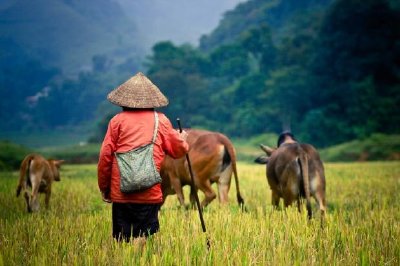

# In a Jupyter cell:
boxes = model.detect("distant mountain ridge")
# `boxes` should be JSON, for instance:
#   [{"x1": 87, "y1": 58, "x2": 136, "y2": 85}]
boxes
[
  {"x1": 199, "y1": 0, "x2": 332, "y2": 51},
  {"x1": 0, "y1": 0, "x2": 142, "y2": 75},
  {"x1": 116, "y1": 0, "x2": 244, "y2": 48},
  {"x1": 0, "y1": 0, "x2": 245, "y2": 75}
]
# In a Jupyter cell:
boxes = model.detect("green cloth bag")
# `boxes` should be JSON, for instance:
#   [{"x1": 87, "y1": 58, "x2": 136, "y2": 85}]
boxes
[{"x1": 115, "y1": 111, "x2": 162, "y2": 193}]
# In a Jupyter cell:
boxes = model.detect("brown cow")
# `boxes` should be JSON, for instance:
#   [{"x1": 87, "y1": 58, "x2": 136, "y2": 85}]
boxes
[
  {"x1": 255, "y1": 132, "x2": 326, "y2": 220},
  {"x1": 16, "y1": 154, "x2": 63, "y2": 212},
  {"x1": 161, "y1": 129, "x2": 244, "y2": 208}
]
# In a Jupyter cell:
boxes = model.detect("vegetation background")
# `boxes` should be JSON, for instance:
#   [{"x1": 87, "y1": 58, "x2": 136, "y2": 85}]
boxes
[{"x1": 0, "y1": 0, "x2": 399, "y2": 161}]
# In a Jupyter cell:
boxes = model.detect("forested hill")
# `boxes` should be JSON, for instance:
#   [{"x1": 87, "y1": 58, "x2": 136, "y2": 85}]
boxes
[
  {"x1": 118, "y1": 0, "x2": 399, "y2": 148},
  {"x1": 0, "y1": 0, "x2": 144, "y2": 132},
  {"x1": 1, "y1": 0, "x2": 399, "y2": 150},
  {"x1": 0, "y1": 0, "x2": 141, "y2": 75},
  {"x1": 199, "y1": 0, "x2": 333, "y2": 51},
  {"x1": 0, "y1": 0, "x2": 243, "y2": 135}
]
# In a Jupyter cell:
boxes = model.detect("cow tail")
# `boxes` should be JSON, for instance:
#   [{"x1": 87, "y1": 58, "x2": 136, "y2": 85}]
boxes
[
  {"x1": 16, "y1": 155, "x2": 33, "y2": 197},
  {"x1": 298, "y1": 153, "x2": 312, "y2": 219},
  {"x1": 223, "y1": 138, "x2": 245, "y2": 208}
]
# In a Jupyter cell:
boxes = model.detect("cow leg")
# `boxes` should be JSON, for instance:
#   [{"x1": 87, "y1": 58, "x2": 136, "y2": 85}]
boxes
[
  {"x1": 271, "y1": 190, "x2": 280, "y2": 209},
  {"x1": 197, "y1": 180, "x2": 216, "y2": 208},
  {"x1": 314, "y1": 193, "x2": 326, "y2": 227},
  {"x1": 189, "y1": 187, "x2": 197, "y2": 207},
  {"x1": 19, "y1": 181, "x2": 31, "y2": 212},
  {"x1": 314, "y1": 191, "x2": 326, "y2": 218},
  {"x1": 29, "y1": 174, "x2": 41, "y2": 212},
  {"x1": 218, "y1": 183, "x2": 230, "y2": 204},
  {"x1": 24, "y1": 191, "x2": 32, "y2": 212},
  {"x1": 16, "y1": 184, "x2": 22, "y2": 197},
  {"x1": 283, "y1": 197, "x2": 293, "y2": 208},
  {"x1": 30, "y1": 190, "x2": 40, "y2": 212},
  {"x1": 297, "y1": 197, "x2": 301, "y2": 213},
  {"x1": 45, "y1": 187, "x2": 51, "y2": 209},
  {"x1": 170, "y1": 176, "x2": 186, "y2": 207},
  {"x1": 218, "y1": 165, "x2": 232, "y2": 204},
  {"x1": 283, "y1": 194, "x2": 295, "y2": 208}
]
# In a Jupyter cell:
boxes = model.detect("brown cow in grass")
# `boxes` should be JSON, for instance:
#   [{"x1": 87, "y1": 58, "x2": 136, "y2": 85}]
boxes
[
  {"x1": 161, "y1": 129, "x2": 244, "y2": 208},
  {"x1": 16, "y1": 154, "x2": 63, "y2": 212},
  {"x1": 255, "y1": 132, "x2": 326, "y2": 220}
]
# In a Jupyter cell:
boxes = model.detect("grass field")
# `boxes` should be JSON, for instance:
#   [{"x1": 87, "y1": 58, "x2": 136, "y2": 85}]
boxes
[{"x1": 0, "y1": 162, "x2": 399, "y2": 265}]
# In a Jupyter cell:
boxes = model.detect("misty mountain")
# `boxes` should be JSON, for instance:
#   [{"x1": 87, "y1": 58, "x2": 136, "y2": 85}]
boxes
[
  {"x1": 0, "y1": 0, "x2": 245, "y2": 75},
  {"x1": 0, "y1": 0, "x2": 246, "y2": 133},
  {"x1": 0, "y1": 0, "x2": 142, "y2": 75},
  {"x1": 116, "y1": 0, "x2": 244, "y2": 49}
]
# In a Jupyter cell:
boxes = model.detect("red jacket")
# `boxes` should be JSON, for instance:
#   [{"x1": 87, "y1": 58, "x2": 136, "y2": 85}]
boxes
[{"x1": 97, "y1": 109, "x2": 189, "y2": 203}]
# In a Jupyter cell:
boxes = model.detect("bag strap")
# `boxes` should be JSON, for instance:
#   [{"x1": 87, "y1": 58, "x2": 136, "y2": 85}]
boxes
[{"x1": 151, "y1": 111, "x2": 159, "y2": 143}]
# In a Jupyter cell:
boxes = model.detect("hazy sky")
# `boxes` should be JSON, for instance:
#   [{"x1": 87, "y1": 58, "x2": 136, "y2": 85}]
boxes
[{"x1": 117, "y1": 0, "x2": 244, "y2": 48}]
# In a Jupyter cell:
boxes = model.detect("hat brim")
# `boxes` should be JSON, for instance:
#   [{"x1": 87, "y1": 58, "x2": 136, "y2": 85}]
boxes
[{"x1": 107, "y1": 72, "x2": 169, "y2": 108}]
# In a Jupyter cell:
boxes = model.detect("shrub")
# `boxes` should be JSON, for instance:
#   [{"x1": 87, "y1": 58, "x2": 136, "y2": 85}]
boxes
[{"x1": 0, "y1": 141, "x2": 31, "y2": 171}]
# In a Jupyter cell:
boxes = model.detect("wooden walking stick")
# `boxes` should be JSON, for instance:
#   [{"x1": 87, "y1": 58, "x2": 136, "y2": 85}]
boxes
[{"x1": 176, "y1": 118, "x2": 210, "y2": 249}]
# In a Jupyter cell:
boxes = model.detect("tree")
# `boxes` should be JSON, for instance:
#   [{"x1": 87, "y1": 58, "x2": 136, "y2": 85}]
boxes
[
  {"x1": 0, "y1": 59, "x2": 60, "y2": 130},
  {"x1": 209, "y1": 43, "x2": 250, "y2": 81},
  {"x1": 146, "y1": 42, "x2": 210, "y2": 126},
  {"x1": 307, "y1": 0, "x2": 400, "y2": 144},
  {"x1": 240, "y1": 24, "x2": 277, "y2": 74}
]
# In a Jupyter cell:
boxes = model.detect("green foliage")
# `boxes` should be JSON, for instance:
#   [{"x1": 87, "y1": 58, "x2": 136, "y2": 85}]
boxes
[
  {"x1": 0, "y1": 127, "x2": 92, "y2": 150},
  {"x1": 88, "y1": 109, "x2": 119, "y2": 144},
  {"x1": 234, "y1": 133, "x2": 278, "y2": 161},
  {"x1": 146, "y1": 42, "x2": 211, "y2": 126},
  {"x1": 240, "y1": 24, "x2": 277, "y2": 73},
  {"x1": 0, "y1": 58, "x2": 60, "y2": 130},
  {"x1": 319, "y1": 134, "x2": 400, "y2": 162},
  {"x1": 305, "y1": 0, "x2": 400, "y2": 146},
  {"x1": 41, "y1": 144, "x2": 101, "y2": 164},
  {"x1": 136, "y1": 0, "x2": 400, "y2": 148},
  {"x1": 3, "y1": 0, "x2": 399, "y2": 150},
  {"x1": 1, "y1": 162, "x2": 399, "y2": 264},
  {"x1": 209, "y1": 43, "x2": 251, "y2": 79},
  {"x1": 239, "y1": 133, "x2": 400, "y2": 162},
  {"x1": 0, "y1": 141, "x2": 31, "y2": 171},
  {"x1": 0, "y1": 52, "x2": 139, "y2": 131},
  {"x1": 199, "y1": 0, "x2": 332, "y2": 51},
  {"x1": 0, "y1": 0, "x2": 142, "y2": 132},
  {"x1": 5, "y1": 132, "x2": 398, "y2": 165}
]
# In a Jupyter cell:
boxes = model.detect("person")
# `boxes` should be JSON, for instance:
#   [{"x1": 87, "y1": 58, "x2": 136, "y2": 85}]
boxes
[{"x1": 97, "y1": 72, "x2": 189, "y2": 244}]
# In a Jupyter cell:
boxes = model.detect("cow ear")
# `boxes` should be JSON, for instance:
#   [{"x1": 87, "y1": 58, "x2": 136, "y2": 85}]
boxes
[
  {"x1": 254, "y1": 155, "x2": 269, "y2": 164},
  {"x1": 259, "y1": 144, "x2": 274, "y2": 156}
]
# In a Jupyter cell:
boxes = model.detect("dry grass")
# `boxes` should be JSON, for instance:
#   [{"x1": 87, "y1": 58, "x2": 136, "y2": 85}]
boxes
[{"x1": 0, "y1": 162, "x2": 399, "y2": 265}]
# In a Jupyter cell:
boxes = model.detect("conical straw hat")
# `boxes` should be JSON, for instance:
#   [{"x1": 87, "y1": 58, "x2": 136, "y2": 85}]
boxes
[{"x1": 107, "y1": 72, "x2": 169, "y2": 108}]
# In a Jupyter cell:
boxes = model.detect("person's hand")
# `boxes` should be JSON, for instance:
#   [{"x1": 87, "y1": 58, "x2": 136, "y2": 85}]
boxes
[
  {"x1": 179, "y1": 130, "x2": 188, "y2": 141},
  {"x1": 102, "y1": 191, "x2": 112, "y2": 203}
]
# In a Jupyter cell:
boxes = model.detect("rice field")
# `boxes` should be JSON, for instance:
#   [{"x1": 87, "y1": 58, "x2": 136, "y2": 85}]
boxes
[{"x1": 0, "y1": 161, "x2": 399, "y2": 265}]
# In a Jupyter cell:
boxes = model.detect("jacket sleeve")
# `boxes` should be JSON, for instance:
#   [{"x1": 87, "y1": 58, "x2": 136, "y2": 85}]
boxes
[
  {"x1": 97, "y1": 120, "x2": 117, "y2": 192},
  {"x1": 159, "y1": 114, "x2": 189, "y2": 159}
]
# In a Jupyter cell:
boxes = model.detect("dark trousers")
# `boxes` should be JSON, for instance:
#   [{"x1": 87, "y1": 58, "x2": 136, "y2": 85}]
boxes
[{"x1": 112, "y1": 202, "x2": 161, "y2": 242}]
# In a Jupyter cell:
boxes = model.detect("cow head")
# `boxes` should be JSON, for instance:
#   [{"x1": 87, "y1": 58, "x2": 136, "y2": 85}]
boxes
[
  {"x1": 277, "y1": 131, "x2": 297, "y2": 147},
  {"x1": 49, "y1": 159, "x2": 64, "y2": 181},
  {"x1": 254, "y1": 131, "x2": 298, "y2": 164}
]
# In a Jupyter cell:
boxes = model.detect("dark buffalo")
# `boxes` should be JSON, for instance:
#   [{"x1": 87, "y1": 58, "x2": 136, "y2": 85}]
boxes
[{"x1": 255, "y1": 132, "x2": 326, "y2": 220}]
